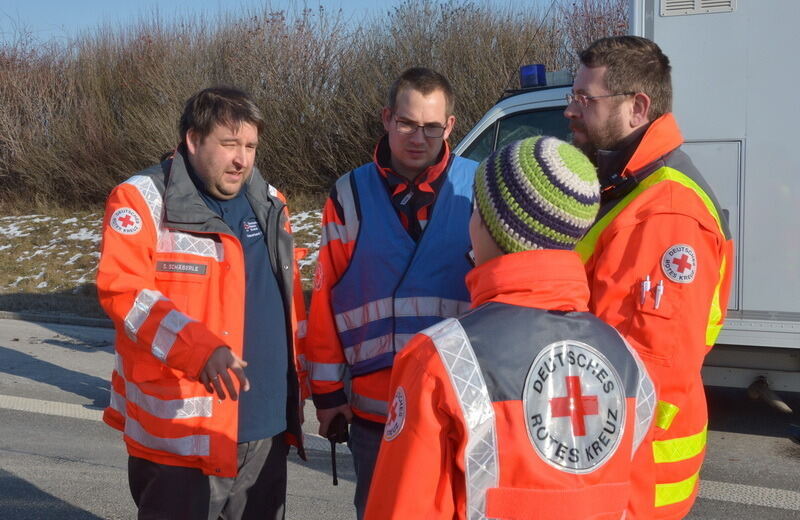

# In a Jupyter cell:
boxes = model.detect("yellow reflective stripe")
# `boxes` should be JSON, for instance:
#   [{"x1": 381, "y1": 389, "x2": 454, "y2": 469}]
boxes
[
  {"x1": 655, "y1": 400, "x2": 680, "y2": 431},
  {"x1": 575, "y1": 171, "x2": 666, "y2": 263},
  {"x1": 576, "y1": 166, "x2": 726, "y2": 261},
  {"x1": 658, "y1": 168, "x2": 725, "y2": 233},
  {"x1": 653, "y1": 425, "x2": 707, "y2": 463},
  {"x1": 655, "y1": 471, "x2": 699, "y2": 508},
  {"x1": 706, "y1": 254, "x2": 726, "y2": 346}
]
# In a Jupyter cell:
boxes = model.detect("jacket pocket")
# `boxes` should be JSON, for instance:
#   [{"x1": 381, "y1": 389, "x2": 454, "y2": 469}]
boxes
[
  {"x1": 623, "y1": 283, "x2": 677, "y2": 367},
  {"x1": 154, "y1": 256, "x2": 211, "y2": 318}
]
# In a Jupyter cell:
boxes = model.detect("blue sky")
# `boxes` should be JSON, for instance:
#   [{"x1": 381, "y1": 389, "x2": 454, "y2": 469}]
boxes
[{"x1": 0, "y1": 0, "x2": 409, "y2": 45}]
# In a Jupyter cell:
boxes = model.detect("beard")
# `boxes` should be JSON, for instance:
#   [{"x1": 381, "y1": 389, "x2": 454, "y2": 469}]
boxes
[{"x1": 571, "y1": 110, "x2": 627, "y2": 165}]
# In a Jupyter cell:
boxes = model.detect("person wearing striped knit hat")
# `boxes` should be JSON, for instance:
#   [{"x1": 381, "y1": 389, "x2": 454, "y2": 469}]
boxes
[{"x1": 365, "y1": 135, "x2": 656, "y2": 520}]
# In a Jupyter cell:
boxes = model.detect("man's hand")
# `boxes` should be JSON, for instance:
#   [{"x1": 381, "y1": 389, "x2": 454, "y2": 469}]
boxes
[
  {"x1": 317, "y1": 403, "x2": 352, "y2": 437},
  {"x1": 200, "y1": 346, "x2": 250, "y2": 401}
]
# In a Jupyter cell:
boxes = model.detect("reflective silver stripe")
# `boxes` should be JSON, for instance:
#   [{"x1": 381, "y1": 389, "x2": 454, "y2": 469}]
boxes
[
  {"x1": 394, "y1": 297, "x2": 471, "y2": 319},
  {"x1": 124, "y1": 416, "x2": 210, "y2": 457},
  {"x1": 344, "y1": 333, "x2": 392, "y2": 365},
  {"x1": 335, "y1": 297, "x2": 394, "y2": 333},
  {"x1": 335, "y1": 296, "x2": 470, "y2": 333},
  {"x1": 350, "y1": 392, "x2": 388, "y2": 417},
  {"x1": 151, "y1": 310, "x2": 194, "y2": 362},
  {"x1": 342, "y1": 333, "x2": 417, "y2": 365},
  {"x1": 428, "y1": 318, "x2": 498, "y2": 520},
  {"x1": 621, "y1": 331, "x2": 656, "y2": 454},
  {"x1": 308, "y1": 361, "x2": 346, "y2": 382},
  {"x1": 109, "y1": 388, "x2": 126, "y2": 417},
  {"x1": 124, "y1": 289, "x2": 166, "y2": 340},
  {"x1": 296, "y1": 319, "x2": 308, "y2": 339},
  {"x1": 125, "y1": 382, "x2": 212, "y2": 419},
  {"x1": 334, "y1": 173, "x2": 360, "y2": 244},
  {"x1": 115, "y1": 353, "x2": 124, "y2": 374},
  {"x1": 320, "y1": 222, "x2": 353, "y2": 247},
  {"x1": 297, "y1": 353, "x2": 308, "y2": 372},
  {"x1": 158, "y1": 229, "x2": 224, "y2": 261},
  {"x1": 125, "y1": 175, "x2": 223, "y2": 261},
  {"x1": 125, "y1": 175, "x2": 164, "y2": 238}
]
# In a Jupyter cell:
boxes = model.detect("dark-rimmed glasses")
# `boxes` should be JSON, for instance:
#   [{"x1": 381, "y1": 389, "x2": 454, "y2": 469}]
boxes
[
  {"x1": 565, "y1": 92, "x2": 636, "y2": 107},
  {"x1": 394, "y1": 118, "x2": 447, "y2": 138}
]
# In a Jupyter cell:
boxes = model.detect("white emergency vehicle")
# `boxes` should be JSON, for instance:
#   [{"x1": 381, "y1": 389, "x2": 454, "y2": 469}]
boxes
[{"x1": 454, "y1": 0, "x2": 800, "y2": 398}]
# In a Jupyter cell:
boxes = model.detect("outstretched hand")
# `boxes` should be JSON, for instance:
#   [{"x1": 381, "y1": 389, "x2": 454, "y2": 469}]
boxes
[{"x1": 200, "y1": 346, "x2": 250, "y2": 401}]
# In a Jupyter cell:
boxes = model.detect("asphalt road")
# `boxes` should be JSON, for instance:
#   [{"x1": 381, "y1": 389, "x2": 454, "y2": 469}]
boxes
[{"x1": 0, "y1": 318, "x2": 798, "y2": 519}]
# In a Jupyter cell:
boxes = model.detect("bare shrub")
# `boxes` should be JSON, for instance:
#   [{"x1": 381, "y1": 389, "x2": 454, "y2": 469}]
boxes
[
  {"x1": 0, "y1": 0, "x2": 627, "y2": 209},
  {"x1": 558, "y1": 0, "x2": 628, "y2": 62}
]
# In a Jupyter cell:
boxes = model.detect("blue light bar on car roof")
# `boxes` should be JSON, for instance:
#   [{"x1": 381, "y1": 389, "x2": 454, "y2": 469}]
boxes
[{"x1": 519, "y1": 64, "x2": 547, "y2": 88}]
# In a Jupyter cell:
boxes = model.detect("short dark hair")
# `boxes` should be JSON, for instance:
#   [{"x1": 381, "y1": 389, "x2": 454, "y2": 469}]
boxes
[
  {"x1": 579, "y1": 36, "x2": 672, "y2": 121},
  {"x1": 387, "y1": 67, "x2": 455, "y2": 116},
  {"x1": 179, "y1": 86, "x2": 265, "y2": 144}
]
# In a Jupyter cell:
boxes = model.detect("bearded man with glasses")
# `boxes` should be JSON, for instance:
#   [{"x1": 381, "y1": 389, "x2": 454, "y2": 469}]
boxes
[
  {"x1": 306, "y1": 67, "x2": 478, "y2": 519},
  {"x1": 565, "y1": 36, "x2": 734, "y2": 520}
]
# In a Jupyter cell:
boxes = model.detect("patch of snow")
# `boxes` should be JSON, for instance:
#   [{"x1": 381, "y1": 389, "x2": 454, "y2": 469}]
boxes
[
  {"x1": 66, "y1": 228, "x2": 101, "y2": 242},
  {"x1": 65, "y1": 254, "x2": 82, "y2": 265},
  {"x1": 17, "y1": 249, "x2": 46, "y2": 261},
  {"x1": 61, "y1": 218, "x2": 78, "y2": 224},
  {"x1": 36, "y1": 281, "x2": 48, "y2": 289},
  {"x1": 0, "y1": 224, "x2": 31, "y2": 238}
]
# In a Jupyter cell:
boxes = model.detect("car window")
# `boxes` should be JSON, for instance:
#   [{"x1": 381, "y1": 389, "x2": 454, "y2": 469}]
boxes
[
  {"x1": 462, "y1": 123, "x2": 496, "y2": 163},
  {"x1": 496, "y1": 108, "x2": 571, "y2": 151},
  {"x1": 460, "y1": 108, "x2": 571, "y2": 164}
]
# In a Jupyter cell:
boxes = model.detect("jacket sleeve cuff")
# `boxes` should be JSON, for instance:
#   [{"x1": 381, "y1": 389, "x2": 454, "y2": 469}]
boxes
[{"x1": 312, "y1": 389, "x2": 348, "y2": 409}]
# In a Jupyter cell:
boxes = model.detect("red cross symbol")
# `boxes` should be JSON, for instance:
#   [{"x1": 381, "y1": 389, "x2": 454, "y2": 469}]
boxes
[
  {"x1": 549, "y1": 376, "x2": 599, "y2": 437},
  {"x1": 672, "y1": 254, "x2": 693, "y2": 273},
  {"x1": 387, "y1": 399, "x2": 399, "y2": 425},
  {"x1": 117, "y1": 214, "x2": 135, "y2": 228}
]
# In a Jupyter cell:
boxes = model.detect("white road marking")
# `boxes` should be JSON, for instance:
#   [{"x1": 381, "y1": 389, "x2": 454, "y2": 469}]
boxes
[
  {"x1": 699, "y1": 479, "x2": 800, "y2": 511},
  {"x1": 0, "y1": 394, "x2": 102, "y2": 421}
]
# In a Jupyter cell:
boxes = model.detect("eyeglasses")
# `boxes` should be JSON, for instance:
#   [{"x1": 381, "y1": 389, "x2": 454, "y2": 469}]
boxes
[
  {"x1": 565, "y1": 92, "x2": 636, "y2": 107},
  {"x1": 394, "y1": 118, "x2": 447, "y2": 138}
]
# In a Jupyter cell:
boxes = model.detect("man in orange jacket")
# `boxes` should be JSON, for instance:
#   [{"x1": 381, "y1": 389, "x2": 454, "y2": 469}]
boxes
[
  {"x1": 97, "y1": 86, "x2": 308, "y2": 519},
  {"x1": 565, "y1": 36, "x2": 734, "y2": 519},
  {"x1": 365, "y1": 136, "x2": 656, "y2": 520},
  {"x1": 306, "y1": 68, "x2": 478, "y2": 519}
]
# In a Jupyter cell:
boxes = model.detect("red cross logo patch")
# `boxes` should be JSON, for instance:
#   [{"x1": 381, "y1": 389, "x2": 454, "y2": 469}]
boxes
[
  {"x1": 523, "y1": 340, "x2": 625, "y2": 473},
  {"x1": 383, "y1": 386, "x2": 406, "y2": 441},
  {"x1": 661, "y1": 244, "x2": 697, "y2": 284},
  {"x1": 109, "y1": 207, "x2": 142, "y2": 235}
]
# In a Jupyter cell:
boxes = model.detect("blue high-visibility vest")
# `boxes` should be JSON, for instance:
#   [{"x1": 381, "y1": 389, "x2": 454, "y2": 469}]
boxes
[{"x1": 331, "y1": 156, "x2": 477, "y2": 376}]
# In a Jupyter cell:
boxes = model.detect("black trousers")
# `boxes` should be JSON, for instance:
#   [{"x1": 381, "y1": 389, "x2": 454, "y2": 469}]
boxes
[{"x1": 129, "y1": 435, "x2": 288, "y2": 520}]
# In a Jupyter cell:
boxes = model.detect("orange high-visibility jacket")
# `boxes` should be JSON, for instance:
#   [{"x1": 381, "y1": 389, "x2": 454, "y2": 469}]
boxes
[
  {"x1": 98, "y1": 150, "x2": 308, "y2": 477},
  {"x1": 365, "y1": 251, "x2": 656, "y2": 520},
  {"x1": 576, "y1": 114, "x2": 734, "y2": 519}
]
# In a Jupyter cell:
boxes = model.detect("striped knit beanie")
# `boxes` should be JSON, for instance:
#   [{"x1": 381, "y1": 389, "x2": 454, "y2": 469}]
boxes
[{"x1": 474, "y1": 136, "x2": 600, "y2": 253}]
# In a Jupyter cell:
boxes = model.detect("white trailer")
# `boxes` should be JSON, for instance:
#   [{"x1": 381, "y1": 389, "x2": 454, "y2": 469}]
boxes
[{"x1": 454, "y1": 0, "x2": 800, "y2": 394}]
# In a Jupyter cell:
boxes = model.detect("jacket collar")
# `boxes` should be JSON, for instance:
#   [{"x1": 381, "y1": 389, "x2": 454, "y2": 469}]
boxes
[
  {"x1": 162, "y1": 146, "x2": 280, "y2": 232},
  {"x1": 466, "y1": 250, "x2": 590, "y2": 312},
  {"x1": 372, "y1": 135, "x2": 451, "y2": 186},
  {"x1": 595, "y1": 113, "x2": 684, "y2": 203},
  {"x1": 621, "y1": 112, "x2": 683, "y2": 176}
]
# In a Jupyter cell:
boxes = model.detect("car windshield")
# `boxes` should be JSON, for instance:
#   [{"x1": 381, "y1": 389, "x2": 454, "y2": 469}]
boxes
[{"x1": 462, "y1": 108, "x2": 570, "y2": 163}]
